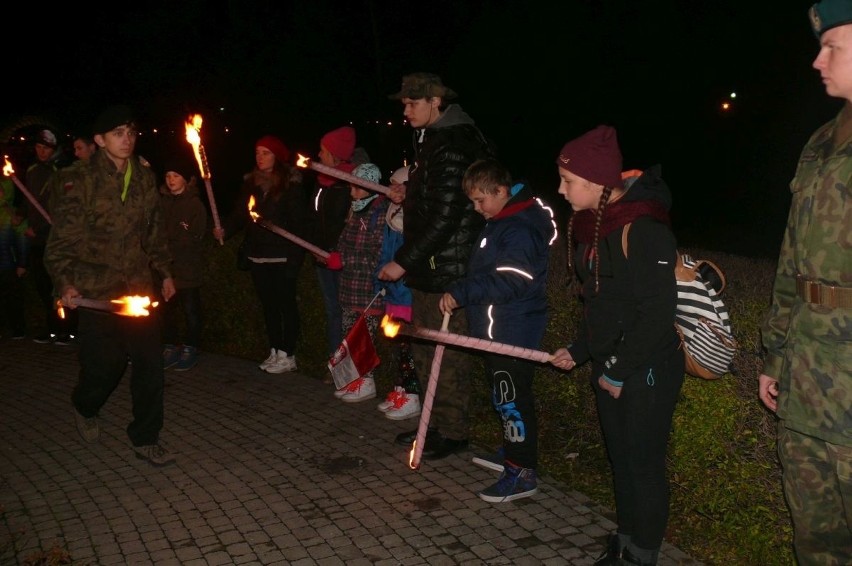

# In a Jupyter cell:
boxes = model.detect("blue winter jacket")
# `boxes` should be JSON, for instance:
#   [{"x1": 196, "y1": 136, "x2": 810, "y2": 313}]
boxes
[{"x1": 445, "y1": 185, "x2": 555, "y2": 348}]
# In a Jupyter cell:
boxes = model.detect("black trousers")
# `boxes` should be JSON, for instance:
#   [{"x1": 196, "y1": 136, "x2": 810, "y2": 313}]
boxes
[
  {"x1": 73, "y1": 308, "x2": 164, "y2": 446},
  {"x1": 250, "y1": 261, "x2": 301, "y2": 354},
  {"x1": 593, "y1": 345, "x2": 684, "y2": 552},
  {"x1": 485, "y1": 354, "x2": 538, "y2": 469}
]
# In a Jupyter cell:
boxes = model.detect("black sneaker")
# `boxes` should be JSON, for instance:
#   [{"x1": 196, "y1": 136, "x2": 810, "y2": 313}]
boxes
[{"x1": 33, "y1": 333, "x2": 55, "y2": 344}]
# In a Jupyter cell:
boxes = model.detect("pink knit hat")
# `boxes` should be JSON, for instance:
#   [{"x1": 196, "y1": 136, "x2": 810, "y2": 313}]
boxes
[
  {"x1": 320, "y1": 126, "x2": 356, "y2": 161},
  {"x1": 556, "y1": 125, "x2": 624, "y2": 189},
  {"x1": 255, "y1": 135, "x2": 291, "y2": 164}
]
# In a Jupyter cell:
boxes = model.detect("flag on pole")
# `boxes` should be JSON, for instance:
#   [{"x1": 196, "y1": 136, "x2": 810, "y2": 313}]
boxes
[{"x1": 328, "y1": 314, "x2": 380, "y2": 390}]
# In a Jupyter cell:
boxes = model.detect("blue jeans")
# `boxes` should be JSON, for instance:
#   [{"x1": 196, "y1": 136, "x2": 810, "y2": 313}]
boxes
[
  {"x1": 315, "y1": 264, "x2": 342, "y2": 356},
  {"x1": 161, "y1": 286, "x2": 202, "y2": 348}
]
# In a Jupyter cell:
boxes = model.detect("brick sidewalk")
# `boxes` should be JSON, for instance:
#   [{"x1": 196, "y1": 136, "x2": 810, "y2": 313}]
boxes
[{"x1": 0, "y1": 339, "x2": 702, "y2": 565}]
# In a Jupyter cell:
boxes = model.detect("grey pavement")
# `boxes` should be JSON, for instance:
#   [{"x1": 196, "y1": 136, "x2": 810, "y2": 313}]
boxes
[{"x1": 0, "y1": 338, "x2": 703, "y2": 565}]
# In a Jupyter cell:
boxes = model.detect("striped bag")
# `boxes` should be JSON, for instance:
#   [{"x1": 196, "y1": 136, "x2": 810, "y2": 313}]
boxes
[
  {"x1": 673, "y1": 255, "x2": 737, "y2": 380},
  {"x1": 622, "y1": 224, "x2": 737, "y2": 380}
]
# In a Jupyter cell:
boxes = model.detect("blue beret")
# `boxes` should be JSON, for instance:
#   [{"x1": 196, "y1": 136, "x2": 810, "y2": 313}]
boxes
[{"x1": 810, "y1": 0, "x2": 852, "y2": 37}]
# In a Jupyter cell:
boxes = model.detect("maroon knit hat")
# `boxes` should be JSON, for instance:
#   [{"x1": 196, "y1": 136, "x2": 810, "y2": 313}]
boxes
[
  {"x1": 255, "y1": 135, "x2": 291, "y2": 164},
  {"x1": 556, "y1": 125, "x2": 624, "y2": 189},
  {"x1": 320, "y1": 126, "x2": 356, "y2": 161}
]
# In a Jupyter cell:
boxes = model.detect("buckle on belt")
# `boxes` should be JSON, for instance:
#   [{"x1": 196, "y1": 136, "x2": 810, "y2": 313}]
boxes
[{"x1": 796, "y1": 275, "x2": 852, "y2": 309}]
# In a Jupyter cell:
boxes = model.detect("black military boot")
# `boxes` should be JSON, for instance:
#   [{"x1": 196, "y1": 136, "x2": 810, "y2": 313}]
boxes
[
  {"x1": 621, "y1": 546, "x2": 658, "y2": 565},
  {"x1": 593, "y1": 533, "x2": 624, "y2": 565}
]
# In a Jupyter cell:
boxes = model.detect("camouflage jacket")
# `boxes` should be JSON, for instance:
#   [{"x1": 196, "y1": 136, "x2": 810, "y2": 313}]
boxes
[
  {"x1": 44, "y1": 150, "x2": 173, "y2": 300},
  {"x1": 761, "y1": 105, "x2": 852, "y2": 446}
]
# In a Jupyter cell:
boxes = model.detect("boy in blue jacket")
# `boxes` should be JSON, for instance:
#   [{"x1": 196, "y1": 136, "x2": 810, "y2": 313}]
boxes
[{"x1": 439, "y1": 159, "x2": 555, "y2": 502}]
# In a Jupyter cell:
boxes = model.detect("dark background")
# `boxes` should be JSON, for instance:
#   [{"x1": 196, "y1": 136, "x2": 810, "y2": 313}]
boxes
[{"x1": 3, "y1": 0, "x2": 840, "y2": 258}]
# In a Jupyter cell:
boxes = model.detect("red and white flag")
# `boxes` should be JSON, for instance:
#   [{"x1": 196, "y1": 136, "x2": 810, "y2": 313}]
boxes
[{"x1": 328, "y1": 315, "x2": 380, "y2": 390}]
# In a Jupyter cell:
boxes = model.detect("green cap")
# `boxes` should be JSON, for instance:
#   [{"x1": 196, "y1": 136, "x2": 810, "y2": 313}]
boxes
[{"x1": 810, "y1": 0, "x2": 852, "y2": 37}]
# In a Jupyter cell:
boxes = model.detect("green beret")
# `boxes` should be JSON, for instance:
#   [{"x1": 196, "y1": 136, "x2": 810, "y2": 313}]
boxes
[{"x1": 810, "y1": 0, "x2": 852, "y2": 37}]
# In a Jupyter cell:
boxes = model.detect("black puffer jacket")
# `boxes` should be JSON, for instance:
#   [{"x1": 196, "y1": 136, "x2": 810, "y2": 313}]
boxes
[{"x1": 395, "y1": 104, "x2": 496, "y2": 292}]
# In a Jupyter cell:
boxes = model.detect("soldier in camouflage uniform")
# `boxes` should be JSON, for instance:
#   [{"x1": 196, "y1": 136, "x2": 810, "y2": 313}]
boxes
[
  {"x1": 758, "y1": 2, "x2": 852, "y2": 563},
  {"x1": 44, "y1": 105, "x2": 177, "y2": 467}
]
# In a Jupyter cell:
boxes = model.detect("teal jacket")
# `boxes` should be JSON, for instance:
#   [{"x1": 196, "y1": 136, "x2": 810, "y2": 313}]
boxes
[
  {"x1": 44, "y1": 150, "x2": 173, "y2": 300},
  {"x1": 761, "y1": 104, "x2": 852, "y2": 447}
]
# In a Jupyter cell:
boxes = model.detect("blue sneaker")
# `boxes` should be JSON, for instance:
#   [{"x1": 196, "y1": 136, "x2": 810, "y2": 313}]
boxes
[
  {"x1": 163, "y1": 344, "x2": 181, "y2": 369},
  {"x1": 174, "y1": 346, "x2": 198, "y2": 372},
  {"x1": 478, "y1": 461, "x2": 538, "y2": 503}
]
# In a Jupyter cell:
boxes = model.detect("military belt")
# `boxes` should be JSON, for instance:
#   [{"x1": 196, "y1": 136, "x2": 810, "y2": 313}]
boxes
[{"x1": 796, "y1": 275, "x2": 852, "y2": 309}]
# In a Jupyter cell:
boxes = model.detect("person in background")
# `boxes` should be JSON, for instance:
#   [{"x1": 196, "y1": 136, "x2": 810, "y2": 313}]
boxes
[
  {"x1": 26, "y1": 128, "x2": 73, "y2": 345},
  {"x1": 159, "y1": 148, "x2": 207, "y2": 372},
  {"x1": 331, "y1": 163, "x2": 388, "y2": 403},
  {"x1": 441, "y1": 159, "x2": 555, "y2": 502},
  {"x1": 214, "y1": 135, "x2": 311, "y2": 374},
  {"x1": 550, "y1": 126, "x2": 683, "y2": 566},
  {"x1": 44, "y1": 104, "x2": 176, "y2": 467},
  {"x1": 0, "y1": 175, "x2": 28, "y2": 339},
  {"x1": 374, "y1": 165, "x2": 421, "y2": 421},
  {"x1": 72, "y1": 134, "x2": 97, "y2": 163},
  {"x1": 378, "y1": 72, "x2": 497, "y2": 461},
  {"x1": 758, "y1": 2, "x2": 852, "y2": 564},
  {"x1": 311, "y1": 125, "x2": 358, "y2": 359}
]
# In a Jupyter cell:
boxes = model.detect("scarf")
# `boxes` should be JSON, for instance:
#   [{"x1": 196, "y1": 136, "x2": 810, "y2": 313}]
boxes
[{"x1": 571, "y1": 199, "x2": 669, "y2": 244}]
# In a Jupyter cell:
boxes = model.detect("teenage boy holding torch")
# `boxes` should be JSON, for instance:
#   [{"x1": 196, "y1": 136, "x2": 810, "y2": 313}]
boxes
[{"x1": 44, "y1": 105, "x2": 177, "y2": 467}]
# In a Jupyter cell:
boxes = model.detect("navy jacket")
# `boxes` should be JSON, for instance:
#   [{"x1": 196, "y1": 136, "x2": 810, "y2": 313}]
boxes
[{"x1": 446, "y1": 185, "x2": 555, "y2": 348}]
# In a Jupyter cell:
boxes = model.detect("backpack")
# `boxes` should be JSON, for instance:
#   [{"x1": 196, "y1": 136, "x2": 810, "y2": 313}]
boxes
[{"x1": 622, "y1": 223, "x2": 737, "y2": 380}]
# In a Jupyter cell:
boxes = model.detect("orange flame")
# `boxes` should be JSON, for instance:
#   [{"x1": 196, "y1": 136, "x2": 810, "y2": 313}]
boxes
[
  {"x1": 247, "y1": 195, "x2": 259, "y2": 221},
  {"x1": 295, "y1": 154, "x2": 310, "y2": 168},
  {"x1": 111, "y1": 295, "x2": 158, "y2": 317},
  {"x1": 381, "y1": 314, "x2": 401, "y2": 338},
  {"x1": 56, "y1": 300, "x2": 66, "y2": 320},
  {"x1": 184, "y1": 114, "x2": 206, "y2": 177},
  {"x1": 408, "y1": 441, "x2": 417, "y2": 469},
  {"x1": 3, "y1": 155, "x2": 14, "y2": 176}
]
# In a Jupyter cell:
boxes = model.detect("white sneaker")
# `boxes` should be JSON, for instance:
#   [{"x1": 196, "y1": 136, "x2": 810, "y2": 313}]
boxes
[
  {"x1": 265, "y1": 350, "x2": 297, "y2": 374},
  {"x1": 377, "y1": 386, "x2": 405, "y2": 412},
  {"x1": 335, "y1": 376, "x2": 365, "y2": 398},
  {"x1": 259, "y1": 348, "x2": 277, "y2": 371},
  {"x1": 340, "y1": 377, "x2": 376, "y2": 403},
  {"x1": 385, "y1": 393, "x2": 421, "y2": 420}
]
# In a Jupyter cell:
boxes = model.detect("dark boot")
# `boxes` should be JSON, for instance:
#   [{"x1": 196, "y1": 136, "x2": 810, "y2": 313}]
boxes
[
  {"x1": 621, "y1": 546, "x2": 658, "y2": 566},
  {"x1": 593, "y1": 533, "x2": 624, "y2": 565}
]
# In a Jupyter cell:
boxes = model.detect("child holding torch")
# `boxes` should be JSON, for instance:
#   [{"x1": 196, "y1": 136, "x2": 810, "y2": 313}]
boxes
[{"x1": 439, "y1": 159, "x2": 555, "y2": 503}]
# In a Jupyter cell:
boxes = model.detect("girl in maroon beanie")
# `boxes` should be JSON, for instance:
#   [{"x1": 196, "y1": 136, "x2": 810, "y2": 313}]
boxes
[{"x1": 550, "y1": 125, "x2": 684, "y2": 566}]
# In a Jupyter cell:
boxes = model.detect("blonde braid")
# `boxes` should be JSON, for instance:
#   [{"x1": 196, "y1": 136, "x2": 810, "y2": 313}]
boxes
[{"x1": 592, "y1": 186, "x2": 613, "y2": 295}]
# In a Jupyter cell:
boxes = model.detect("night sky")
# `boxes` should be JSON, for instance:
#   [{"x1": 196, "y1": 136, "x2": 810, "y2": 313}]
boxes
[{"x1": 5, "y1": 1, "x2": 839, "y2": 258}]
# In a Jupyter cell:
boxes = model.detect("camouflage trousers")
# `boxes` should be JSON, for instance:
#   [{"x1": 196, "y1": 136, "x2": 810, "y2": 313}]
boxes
[
  {"x1": 778, "y1": 425, "x2": 852, "y2": 565},
  {"x1": 410, "y1": 289, "x2": 476, "y2": 440}
]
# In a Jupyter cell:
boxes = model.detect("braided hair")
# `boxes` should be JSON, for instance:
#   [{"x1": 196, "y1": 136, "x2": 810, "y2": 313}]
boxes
[{"x1": 566, "y1": 185, "x2": 614, "y2": 296}]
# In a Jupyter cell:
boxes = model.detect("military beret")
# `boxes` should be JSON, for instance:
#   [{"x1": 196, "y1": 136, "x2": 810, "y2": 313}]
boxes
[
  {"x1": 93, "y1": 104, "x2": 135, "y2": 134},
  {"x1": 809, "y1": 0, "x2": 852, "y2": 37}
]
